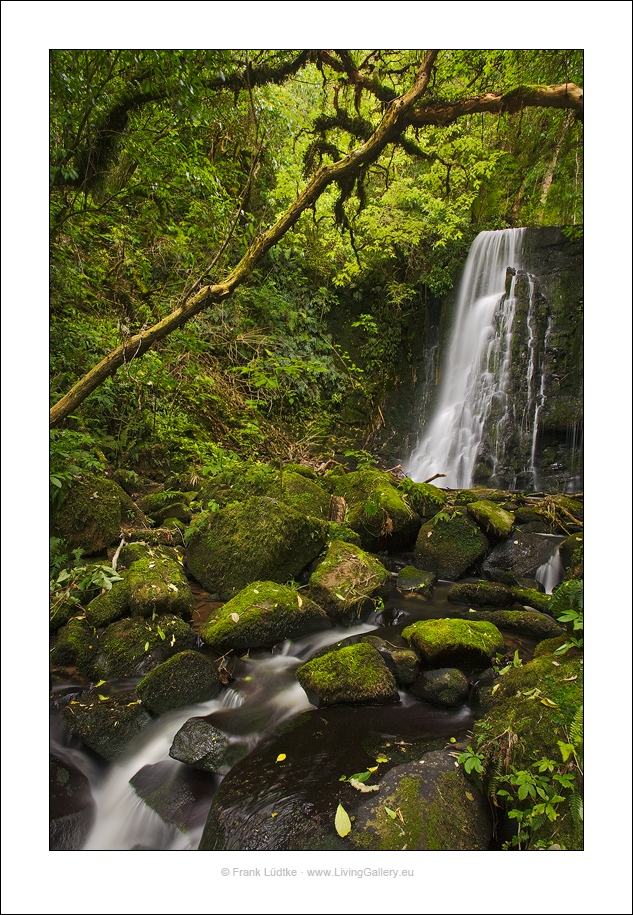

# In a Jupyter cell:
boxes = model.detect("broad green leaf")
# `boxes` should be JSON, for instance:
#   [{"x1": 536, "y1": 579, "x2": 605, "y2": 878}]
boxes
[
  {"x1": 384, "y1": 807, "x2": 397, "y2": 819},
  {"x1": 335, "y1": 803, "x2": 351, "y2": 837}
]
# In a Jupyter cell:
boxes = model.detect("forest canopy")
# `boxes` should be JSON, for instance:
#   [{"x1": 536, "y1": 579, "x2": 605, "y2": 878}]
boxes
[{"x1": 49, "y1": 49, "x2": 583, "y2": 474}]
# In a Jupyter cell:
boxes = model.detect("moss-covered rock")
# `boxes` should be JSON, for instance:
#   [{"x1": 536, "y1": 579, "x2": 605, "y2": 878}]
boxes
[
  {"x1": 402, "y1": 619, "x2": 505, "y2": 669},
  {"x1": 413, "y1": 513, "x2": 489, "y2": 580},
  {"x1": 296, "y1": 643, "x2": 399, "y2": 707},
  {"x1": 510, "y1": 587, "x2": 552, "y2": 613},
  {"x1": 454, "y1": 487, "x2": 512, "y2": 505},
  {"x1": 185, "y1": 496, "x2": 328, "y2": 600},
  {"x1": 448, "y1": 608, "x2": 563, "y2": 642},
  {"x1": 307, "y1": 540, "x2": 391, "y2": 624},
  {"x1": 50, "y1": 617, "x2": 98, "y2": 671},
  {"x1": 62, "y1": 690, "x2": 152, "y2": 761},
  {"x1": 84, "y1": 578, "x2": 132, "y2": 628},
  {"x1": 201, "y1": 581, "x2": 330, "y2": 652},
  {"x1": 396, "y1": 566, "x2": 436, "y2": 595},
  {"x1": 350, "y1": 753, "x2": 492, "y2": 850},
  {"x1": 559, "y1": 533, "x2": 583, "y2": 579},
  {"x1": 330, "y1": 468, "x2": 421, "y2": 551},
  {"x1": 361, "y1": 635, "x2": 419, "y2": 687},
  {"x1": 266, "y1": 470, "x2": 331, "y2": 520},
  {"x1": 169, "y1": 718, "x2": 244, "y2": 774},
  {"x1": 51, "y1": 474, "x2": 144, "y2": 555},
  {"x1": 136, "y1": 651, "x2": 222, "y2": 713},
  {"x1": 409, "y1": 668, "x2": 470, "y2": 707},
  {"x1": 127, "y1": 555, "x2": 194, "y2": 620},
  {"x1": 398, "y1": 481, "x2": 447, "y2": 521},
  {"x1": 447, "y1": 581, "x2": 514, "y2": 607},
  {"x1": 89, "y1": 615, "x2": 197, "y2": 680},
  {"x1": 467, "y1": 499, "x2": 515, "y2": 539},
  {"x1": 325, "y1": 521, "x2": 362, "y2": 546}
]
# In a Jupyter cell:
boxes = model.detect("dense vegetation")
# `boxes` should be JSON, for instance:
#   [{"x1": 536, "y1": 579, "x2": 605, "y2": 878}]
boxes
[{"x1": 50, "y1": 49, "x2": 583, "y2": 489}]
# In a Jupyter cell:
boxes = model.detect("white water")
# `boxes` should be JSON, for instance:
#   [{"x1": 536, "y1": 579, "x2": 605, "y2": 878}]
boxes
[
  {"x1": 405, "y1": 228, "x2": 526, "y2": 487},
  {"x1": 536, "y1": 544, "x2": 565, "y2": 594},
  {"x1": 74, "y1": 623, "x2": 378, "y2": 850}
]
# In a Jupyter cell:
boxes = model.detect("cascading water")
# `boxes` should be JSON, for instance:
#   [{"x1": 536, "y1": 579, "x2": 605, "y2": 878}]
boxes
[{"x1": 404, "y1": 228, "x2": 551, "y2": 490}]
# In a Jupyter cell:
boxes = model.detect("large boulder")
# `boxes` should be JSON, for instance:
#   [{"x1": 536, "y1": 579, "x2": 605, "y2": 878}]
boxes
[
  {"x1": 408, "y1": 668, "x2": 470, "y2": 708},
  {"x1": 185, "y1": 497, "x2": 328, "y2": 600},
  {"x1": 481, "y1": 531, "x2": 560, "y2": 579},
  {"x1": 296, "y1": 643, "x2": 399, "y2": 707},
  {"x1": 136, "y1": 651, "x2": 222, "y2": 714},
  {"x1": 266, "y1": 470, "x2": 331, "y2": 519},
  {"x1": 330, "y1": 468, "x2": 421, "y2": 551},
  {"x1": 307, "y1": 540, "x2": 391, "y2": 624},
  {"x1": 126, "y1": 554, "x2": 194, "y2": 620},
  {"x1": 89, "y1": 615, "x2": 197, "y2": 680},
  {"x1": 350, "y1": 751, "x2": 492, "y2": 850},
  {"x1": 447, "y1": 608, "x2": 563, "y2": 642},
  {"x1": 402, "y1": 619, "x2": 505, "y2": 669},
  {"x1": 84, "y1": 578, "x2": 132, "y2": 628},
  {"x1": 398, "y1": 481, "x2": 448, "y2": 522},
  {"x1": 200, "y1": 581, "x2": 331, "y2": 653},
  {"x1": 414, "y1": 513, "x2": 489, "y2": 580},
  {"x1": 51, "y1": 474, "x2": 144, "y2": 555}
]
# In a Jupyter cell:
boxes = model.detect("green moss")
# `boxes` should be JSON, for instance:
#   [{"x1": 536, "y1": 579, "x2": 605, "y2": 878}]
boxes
[
  {"x1": 201, "y1": 581, "x2": 331, "y2": 652},
  {"x1": 467, "y1": 500, "x2": 515, "y2": 539},
  {"x1": 186, "y1": 496, "x2": 328, "y2": 600},
  {"x1": 296, "y1": 642, "x2": 399, "y2": 706},
  {"x1": 62, "y1": 691, "x2": 152, "y2": 761},
  {"x1": 325, "y1": 522, "x2": 362, "y2": 546},
  {"x1": 308, "y1": 540, "x2": 390, "y2": 623},
  {"x1": 510, "y1": 587, "x2": 552, "y2": 613},
  {"x1": 454, "y1": 487, "x2": 511, "y2": 505},
  {"x1": 447, "y1": 581, "x2": 514, "y2": 607},
  {"x1": 396, "y1": 566, "x2": 436, "y2": 594},
  {"x1": 449, "y1": 608, "x2": 562, "y2": 641},
  {"x1": 269, "y1": 470, "x2": 331, "y2": 519},
  {"x1": 398, "y1": 481, "x2": 447, "y2": 521},
  {"x1": 136, "y1": 650, "x2": 221, "y2": 713},
  {"x1": 50, "y1": 617, "x2": 97, "y2": 671},
  {"x1": 127, "y1": 555, "x2": 194, "y2": 620},
  {"x1": 51, "y1": 474, "x2": 129, "y2": 555},
  {"x1": 402, "y1": 618, "x2": 505, "y2": 668},
  {"x1": 89, "y1": 615, "x2": 197, "y2": 680},
  {"x1": 85, "y1": 578, "x2": 132, "y2": 627},
  {"x1": 413, "y1": 513, "x2": 489, "y2": 580},
  {"x1": 330, "y1": 468, "x2": 420, "y2": 550}
]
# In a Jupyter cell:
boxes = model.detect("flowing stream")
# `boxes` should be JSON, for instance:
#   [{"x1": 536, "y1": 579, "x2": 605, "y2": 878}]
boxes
[
  {"x1": 405, "y1": 228, "x2": 551, "y2": 489},
  {"x1": 51, "y1": 577, "x2": 540, "y2": 851}
]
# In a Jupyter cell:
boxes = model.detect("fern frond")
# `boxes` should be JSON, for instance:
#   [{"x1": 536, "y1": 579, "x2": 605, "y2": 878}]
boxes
[{"x1": 569, "y1": 791, "x2": 583, "y2": 824}]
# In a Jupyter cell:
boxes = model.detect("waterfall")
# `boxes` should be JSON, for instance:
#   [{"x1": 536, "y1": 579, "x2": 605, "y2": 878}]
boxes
[{"x1": 405, "y1": 228, "x2": 527, "y2": 487}]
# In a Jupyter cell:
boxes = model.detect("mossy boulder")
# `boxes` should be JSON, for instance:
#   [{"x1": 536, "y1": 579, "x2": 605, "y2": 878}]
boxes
[
  {"x1": 454, "y1": 487, "x2": 512, "y2": 505},
  {"x1": 265, "y1": 470, "x2": 331, "y2": 520},
  {"x1": 127, "y1": 555, "x2": 194, "y2": 620},
  {"x1": 169, "y1": 718, "x2": 244, "y2": 775},
  {"x1": 51, "y1": 474, "x2": 144, "y2": 555},
  {"x1": 136, "y1": 651, "x2": 222, "y2": 714},
  {"x1": 402, "y1": 619, "x2": 505, "y2": 669},
  {"x1": 89, "y1": 615, "x2": 197, "y2": 680},
  {"x1": 447, "y1": 581, "x2": 514, "y2": 607},
  {"x1": 325, "y1": 521, "x2": 362, "y2": 546},
  {"x1": 84, "y1": 578, "x2": 132, "y2": 628},
  {"x1": 138, "y1": 489, "x2": 196, "y2": 525},
  {"x1": 350, "y1": 752, "x2": 492, "y2": 850},
  {"x1": 61, "y1": 690, "x2": 152, "y2": 761},
  {"x1": 467, "y1": 499, "x2": 514, "y2": 539},
  {"x1": 50, "y1": 618, "x2": 98, "y2": 672},
  {"x1": 560, "y1": 532, "x2": 583, "y2": 580},
  {"x1": 413, "y1": 513, "x2": 489, "y2": 580},
  {"x1": 448, "y1": 608, "x2": 563, "y2": 642},
  {"x1": 201, "y1": 581, "x2": 330, "y2": 653},
  {"x1": 296, "y1": 643, "x2": 399, "y2": 707},
  {"x1": 185, "y1": 496, "x2": 328, "y2": 600},
  {"x1": 396, "y1": 566, "x2": 436, "y2": 595},
  {"x1": 409, "y1": 668, "x2": 470, "y2": 707},
  {"x1": 307, "y1": 540, "x2": 391, "y2": 624},
  {"x1": 361, "y1": 635, "x2": 419, "y2": 687},
  {"x1": 398, "y1": 481, "x2": 447, "y2": 521},
  {"x1": 330, "y1": 468, "x2": 421, "y2": 551}
]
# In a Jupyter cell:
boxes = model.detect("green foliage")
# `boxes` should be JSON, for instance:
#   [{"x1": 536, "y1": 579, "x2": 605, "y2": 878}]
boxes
[
  {"x1": 49, "y1": 552, "x2": 124, "y2": 627},
  {"x1": 550, "y1": 580, "x2": 584, "y2": 654},
  {"x1": 50, "y1": 430, "x2": 105, "y2": 506},
  {"x1": 457, "y1": 746, "x2": 485, "y2": 775}
]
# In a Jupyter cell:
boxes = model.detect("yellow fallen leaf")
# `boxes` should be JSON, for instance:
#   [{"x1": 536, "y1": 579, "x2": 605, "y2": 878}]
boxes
[
  {"x1": 297, "y1": 594, "x2": 303, "y2": 607},
  {"x1": 276, "y1": 753, "x2": 286, "y2": 763},
  {"x1": 466, "y1": 792, "x2": 474, "y2": 801},
  {"x1": 335, "y1": 803, "x2": 352, "y2": 837}
]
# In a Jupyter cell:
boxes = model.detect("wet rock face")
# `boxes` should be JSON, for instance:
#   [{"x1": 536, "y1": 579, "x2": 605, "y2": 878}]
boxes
[
  {"x1": 408, "y1": 668, "x2": 470, "y2": 708},
  {"x1": 481, "y1": 531, "x2": 559, "y2": 579},
  {"x1": 50, "y1": 754, "x2": 95, "y2": 850}
]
